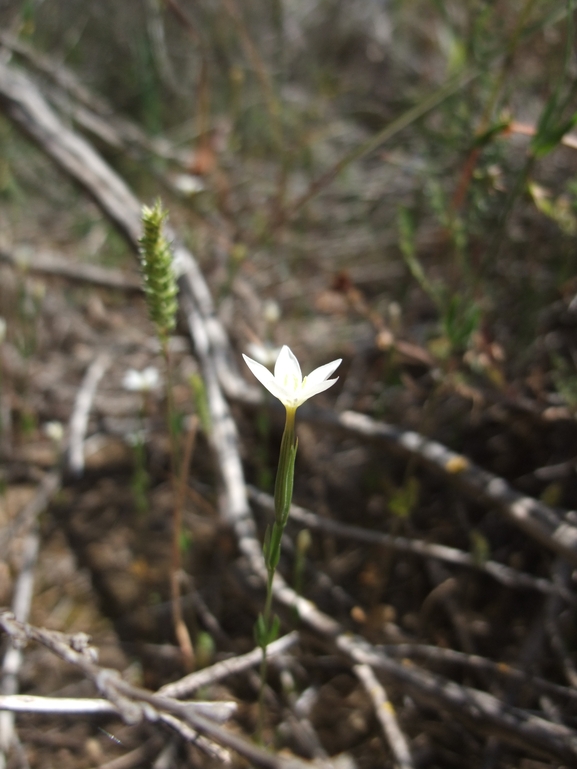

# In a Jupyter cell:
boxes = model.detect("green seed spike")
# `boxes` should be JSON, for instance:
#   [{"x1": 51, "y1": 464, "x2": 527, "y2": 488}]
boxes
[{"x1": 139, "y1": 200, "x2": 179, "y2": 341}]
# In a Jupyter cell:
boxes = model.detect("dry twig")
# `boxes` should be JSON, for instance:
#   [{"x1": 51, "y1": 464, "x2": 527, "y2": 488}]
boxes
[
  {"x1": 0, "y1": 247, "x2": 142, "y2": 292},
  {"x1": 353, "y1": 664, "x2": 414, "y2": 769},
  {"x1": 247, "y1": 486, "x2": 573, "y2": 602},
  {"x1": 0, "y1": 612, "x2": 322, "y2": 769},
  {"x1": 0, "y1": 532, "x2": 40, "y2": 764},
  {"x1": 67, "y1": 351, "x2": 110, "y2": 477},
  {"x1": 159, "y1": 631, "x2": 299, "y2": 699}
]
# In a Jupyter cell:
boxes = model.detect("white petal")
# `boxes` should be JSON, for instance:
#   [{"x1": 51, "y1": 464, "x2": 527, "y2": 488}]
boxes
[
  {"x1": 265, "y1": 380, "x2": 295, "y2": 406},
  {"x1": 243, "y1": 354, "x2": 291, "y2": 405},
  {"x1": 243, "y1": 354, "x2": 277, "y2": 390},
  {"x1": 301, "y1": 377, "x2": 339, "y2": 401},
  {"x1": 123, "y1": 370, "x2": 142, "y2": 391},
  {"x1": 142, "y1": 367, "x2": 160, "y2": 389},
  {"x1": 274, "y1": 345, "x2": 302, "y2": 383},
  {"x1": 305, "y1": 358, "x2": 342, "y2": 388}
]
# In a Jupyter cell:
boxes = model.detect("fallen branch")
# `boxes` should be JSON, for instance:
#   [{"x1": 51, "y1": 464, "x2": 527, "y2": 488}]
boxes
[
  {"x1": 67, "y1": 351, "x2": 111, "y2": 477},
  {"x1": 0, "y1": 612, "x2": 324, "y2": 769},
  {"x1": 376, "y1": 644, "x2": 577, "y2": 704},
  {"x1": 307, "y1": 408, "x2": 577, "y2": 566},
  {"x1": 0, "y1": 470, "x2": 60, "y2": 559},
  {"x1": 0, "y1": 247, "x2": 142, "y2": 292},
  {"x1": 159, "y1": 631, "x2": 299, "y2": 699},
  {"x1": 353, "y1": 664, "x2": 414, "y2": 769},
  {"x1": 0, "y1": 32, "x2": 190, "y2": 166},
  {"x1": 0, "y1": 531, "x2": 40, "y2": 758},
  {"x1": 247, "y1": 486, "x2": 573, "y2": 602}
]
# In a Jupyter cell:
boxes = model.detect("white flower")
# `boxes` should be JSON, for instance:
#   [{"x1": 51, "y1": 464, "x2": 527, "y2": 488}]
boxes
[
  {"x1": 262, "y1": 300, "x2": 281, "y2": 325},
  {"x1": 44, "y1": 421, "x2": 64, "y2": 442},
  {"x1": 122, "y1": 366, "x2": 160, "y2": 393},
  {"x1": 243, "y1": 345, "x2": 341, "y2": 410}
]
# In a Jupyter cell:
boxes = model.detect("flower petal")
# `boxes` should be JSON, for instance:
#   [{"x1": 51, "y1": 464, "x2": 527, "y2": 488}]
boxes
[
  {"x1": 274, "y1": 345, "x2": 302, "y2": 383},
  {"x1": 301, "y1": 377, "x2": 339, "y2": 402},
  {"x1": 243, "y1": 354, "x2": 277, "y2": 389},
  {"x1": 243, "y1": 354, "x2": 292, "y2": 405},
  {"x1": 305, "y1": 358, "x2": 342, "y2": 388}
]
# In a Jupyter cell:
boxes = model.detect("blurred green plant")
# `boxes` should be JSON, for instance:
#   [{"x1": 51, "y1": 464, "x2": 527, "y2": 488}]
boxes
[
  {"x1": 139, "y1": 201, "x2": 194, "y2": 669},
  {"x1": 195, "y1": 630, "x2": 215, "y2": 669},
  {"x1": 189, "y1": 373, "x2": 212, "y2": 436},
  {"x1": 469, "y1": 529, "x2": 491, "y2": 567},
  {"x1": 293, "y1": 527, "x2": 312, "y2": 598},
  {"x1": 388, "y1": 475, "x2": 420, "y2": 520},
  {"x1": 398, "y1": 207, "x2": 481, "y2": 357},
  {"x1": 129, "y1": 430, "x2": 150, "y2": 515},
  {"x1": 551, "y1": 353, "x2": 577, "y2": 412}
]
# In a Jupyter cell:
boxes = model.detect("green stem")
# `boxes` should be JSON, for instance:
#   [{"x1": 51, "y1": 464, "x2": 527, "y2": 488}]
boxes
[
  {"x1": 161, "y1": 336, "x2": 179, "y2": 478},
  {"x1": 274, "y1": 407, "x2": 296, "y2": 525},
  {"x1": 256, "y1": 406, "x2": 298, "y2": 742}
]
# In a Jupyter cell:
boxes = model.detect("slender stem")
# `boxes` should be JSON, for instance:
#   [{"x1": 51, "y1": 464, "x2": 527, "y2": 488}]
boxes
[
  {"x1": 162, "y1": 336, "x2": 195, "y2": 670},
  {"x1": 256, "y1": 406, "x2": 298, "y2": 742},
  {"x1": 274, "y1": 407, "x2": 296, "y2": 525}
]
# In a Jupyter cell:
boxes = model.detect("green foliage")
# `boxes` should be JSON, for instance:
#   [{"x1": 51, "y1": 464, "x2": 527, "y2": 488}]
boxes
[
  {"x1": 195, "y1": 631, "x2": 215, "y2": 669},
  {"x1": 255, "y1": 409, "x2": 273, "y2": 492},
  {"x1": 130, "y1": 431, "x2": 150, "y2": 515},
  {"x1": 530, "y1": 0, "x2": 577, "y2": 159},
  {"x1": 528, "y1": 181, "x2": 577, "y2": 236},
  {"x1": 398, "y1": 207, "x2": 481, "y2": 356},
  {"x1": 254, "y1": 611, "x2": 280, "y2": 648},
  {"x1": 139, "y1": 200, "x2": 178, "y2": 341},
  {"x1": 469, "y1": 529, "x2": 490, "y2": 566},
  {"x1": 179, "y1": 529, "x2": 193, "y2": 555},
  {"x1": 551, "y1": 353, "x2": 577, "y2": 411},
  {"x1": 293, "y1": 528, "x2": 312, "y2": 598},
  {"x1": 189, "y1": 373, "x2": 212, "y2": 436},
  {"x1": 388, "y1": 475, "x2": 420, "y2": 519}
]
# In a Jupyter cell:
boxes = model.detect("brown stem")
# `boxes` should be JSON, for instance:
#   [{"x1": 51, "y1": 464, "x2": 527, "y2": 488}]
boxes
[{"x1": 162, "y1": 339, "x2": 196, "y2": 670}]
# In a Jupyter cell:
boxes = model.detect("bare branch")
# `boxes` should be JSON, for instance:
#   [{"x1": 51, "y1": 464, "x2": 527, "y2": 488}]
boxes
[
  {"x1": 0, "y1": 613, "x2": 328, "y2": 769},
  {"x1": 68, "y1": 351, "x2": 110, "y2": 477},
  {"x1": 354, "y1": 664, "x2": 414, "y2": 769},
  {"x1": 0, "y1": 247, "x2": 142, "y2": 292},
  {"x1": 248, "y1": 486, "x2": 573, "y2": 603},
  {"x1": 159, "y1": 632, "x2": 299, "y2": 699},
  {"x1": 0, "y1": 532, "x2": 40, "y2": 757}
]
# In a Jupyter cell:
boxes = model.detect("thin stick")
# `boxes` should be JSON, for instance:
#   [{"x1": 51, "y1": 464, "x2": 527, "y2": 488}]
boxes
[
  {"x1": 89, "y1": 737, "x2": 163, "y2": 769},
  {"x1": 68, "y1": 351, "x2": 110, "y2": 477},
  {"x1": 227, "y1": 390, "x2": 577, "y2": 569},
  {"x1": 0, "y1": 247, "x2": 142, "y2": 292},
  {"x1": 308, "y1": 408, "x2": 577, "y2": 566},
  {"x1": 546, "y1": 560, "x2": 577, "y2": 688},
  {"x1": 158, "y1": 712, "x2": 232, "y2": 764},
  {"x1": 353, "y1": 664, "x2": 414, "y2": 769},
  {"x1": 0, "y1": 613, "x2": 325, "y2": 769},
  {"x1": 0, "y1": 696, "x2": 120, "y2": 715},
  {"x1": 247, "y1": 486, "x2": 573, "y2": 602},
  {"x1": 0, "y1": 470, "x2": 60, "y2": 558},
  {"x1": 0, "y1": 32, "x2": 189, "y2": 167},
  {"x1": 170, "y1": 413, "x2": 198, "y2": 670},
  {"x1": 378, "y1": 644, "x2": 577, "y2": 704},
  {"x1": 159, "y1": 632, "x2": 299, "y2": 698},
  {"x1": 0, "y1": 532, "x2": 40, "y2": 758}
]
